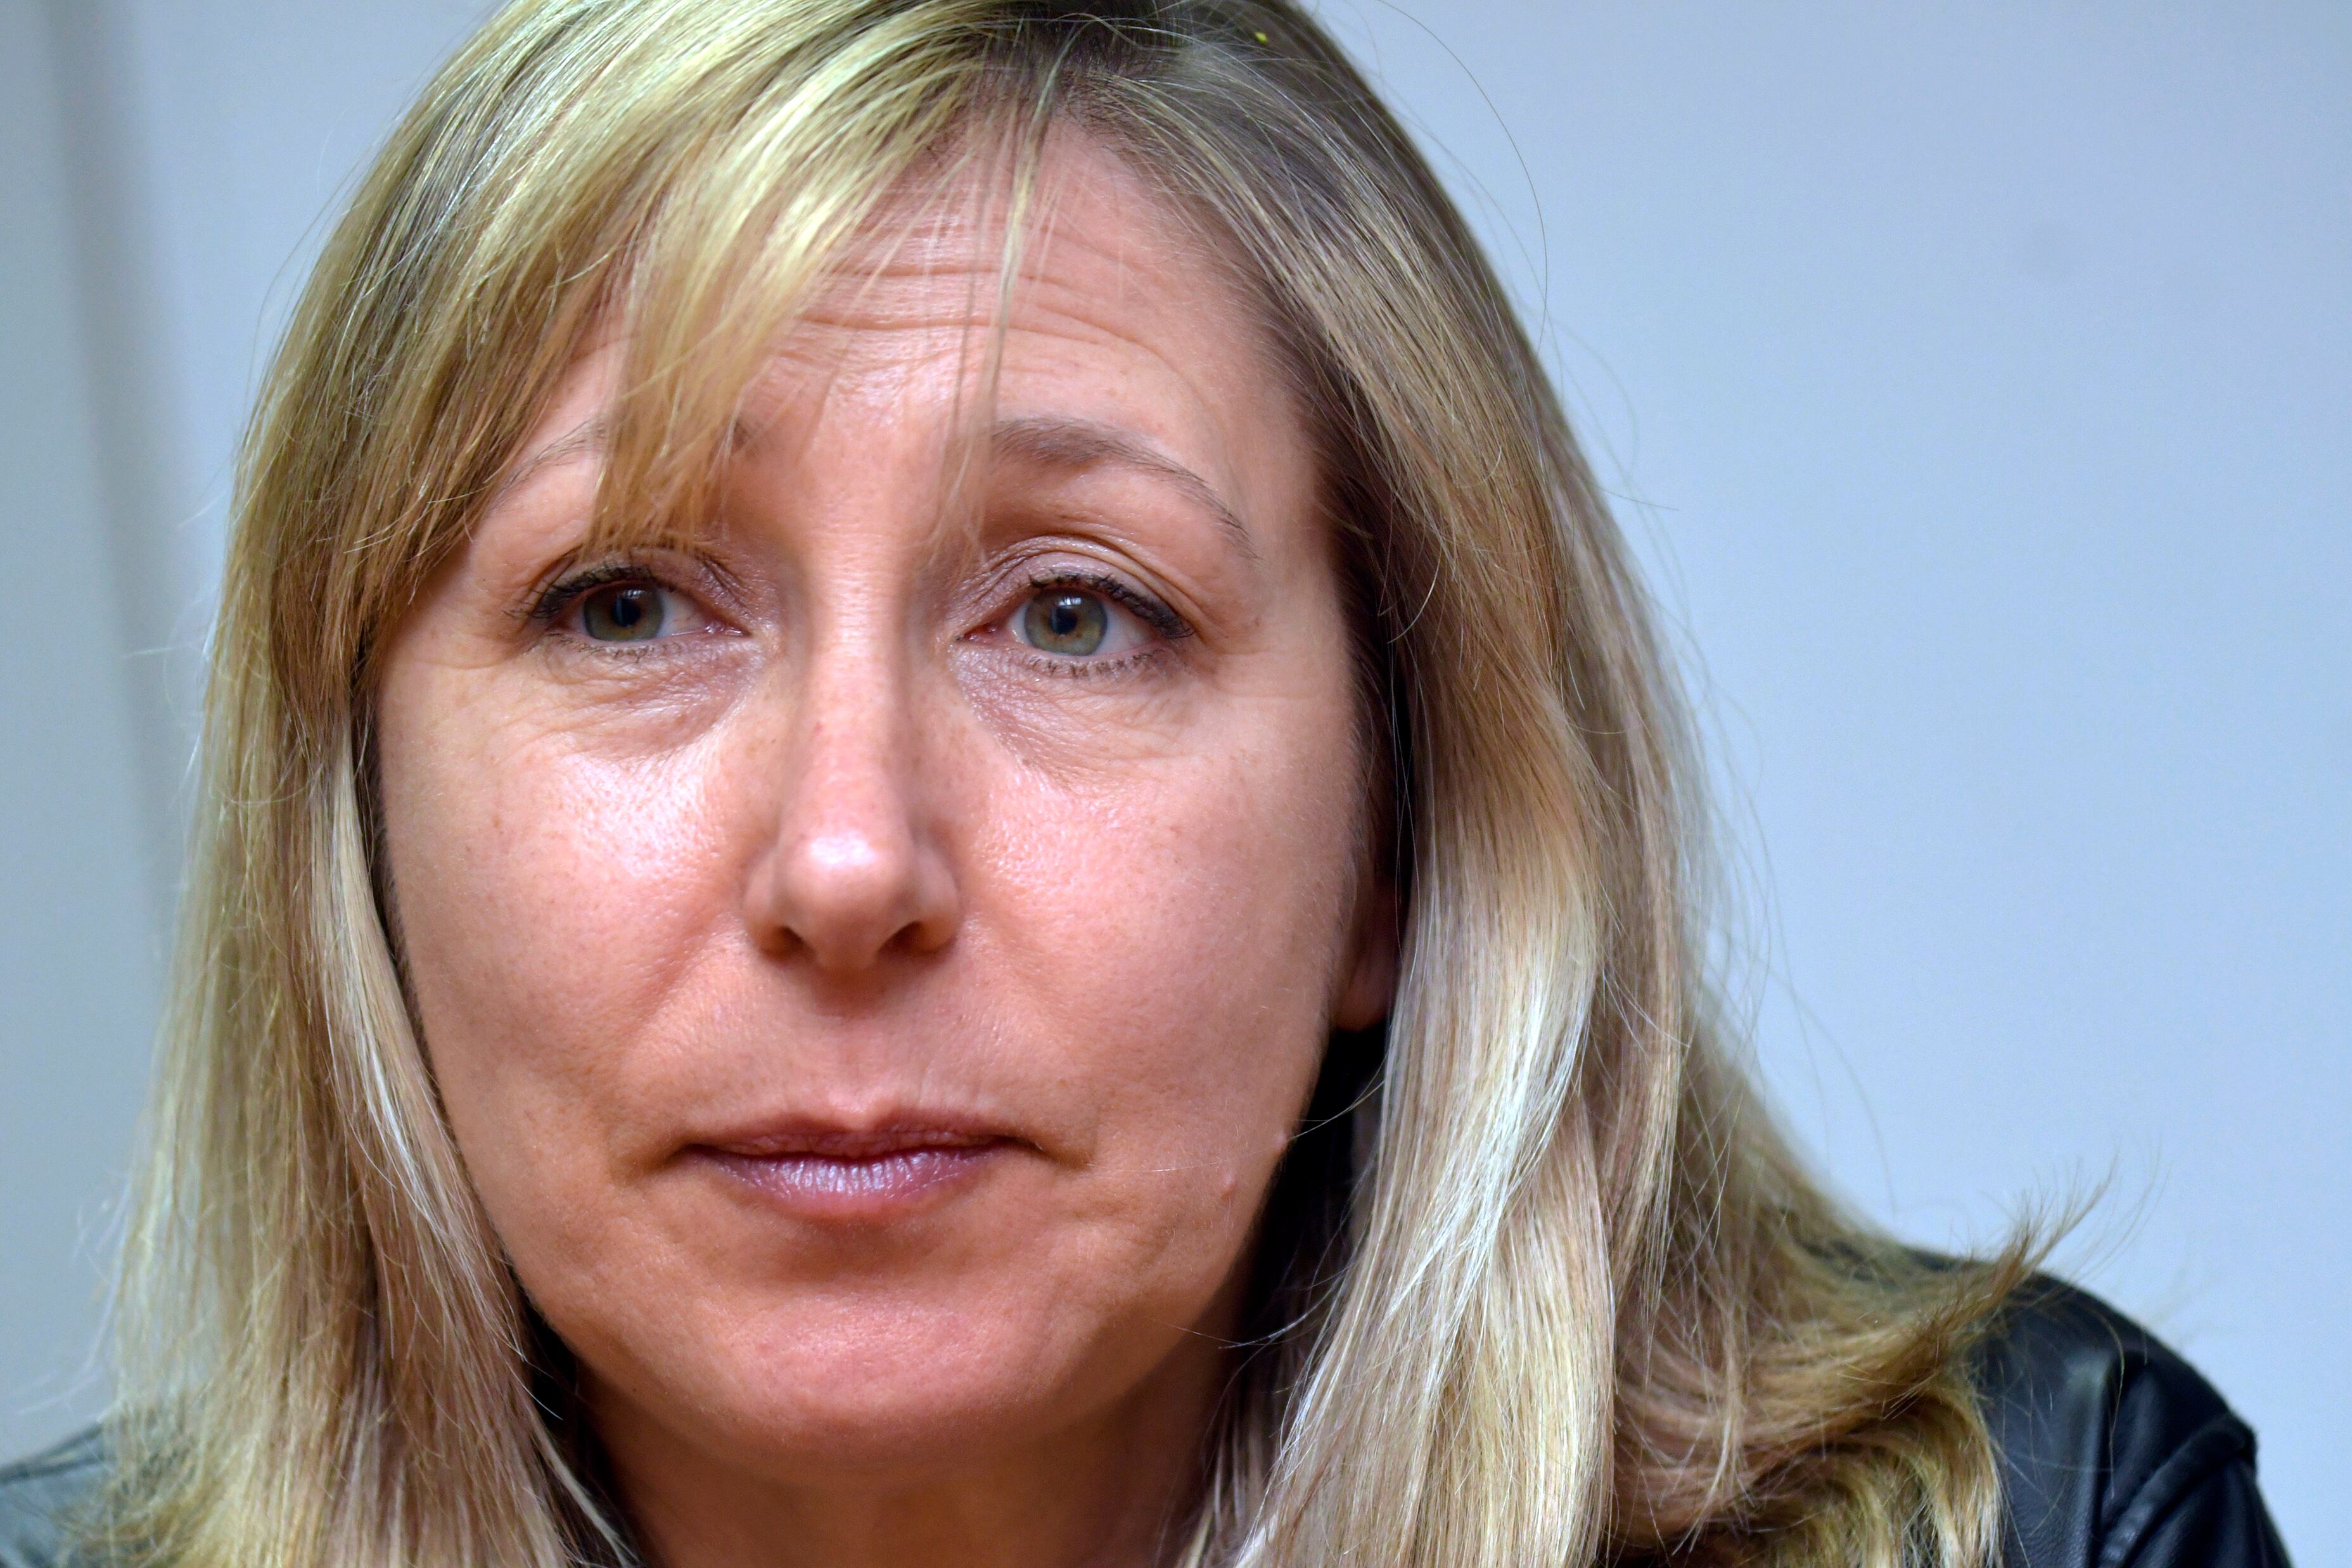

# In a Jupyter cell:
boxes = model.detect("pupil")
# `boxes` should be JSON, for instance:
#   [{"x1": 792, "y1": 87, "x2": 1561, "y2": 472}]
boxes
[{"x1": 1025, "y1": 591, "x2": 1107, "y2": 656}]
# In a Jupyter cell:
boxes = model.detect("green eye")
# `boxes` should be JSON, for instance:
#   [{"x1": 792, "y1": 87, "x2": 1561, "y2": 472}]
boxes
[
  {"x1": 1022, "y1": 590, "x2": 1109, "y2": 656},
  {"x1": 581, "y1": 583, "x2": 666, "y2": 642}
]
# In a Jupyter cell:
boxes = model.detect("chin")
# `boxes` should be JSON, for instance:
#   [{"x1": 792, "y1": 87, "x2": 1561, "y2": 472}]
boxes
[
  {"x1": 537, "y1": 1154, "x2": 1248, "y2": 1479},
  {"x1": 693, "y1": 1322, "x2": 1101, "y2": 1473}
]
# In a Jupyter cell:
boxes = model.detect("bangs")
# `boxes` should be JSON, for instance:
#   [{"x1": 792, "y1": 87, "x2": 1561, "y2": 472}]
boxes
[
  {"x1": 322, "y1": 1, "x2": 1229, "y2": 652},
  {"x1": 565, "y1": 13, "x2": 1097, "y2": 561}
]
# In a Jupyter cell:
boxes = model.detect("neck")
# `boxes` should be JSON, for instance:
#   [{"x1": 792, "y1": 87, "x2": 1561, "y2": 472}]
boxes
[{"x1": 587, "y1": 1341, "x2": 1234, "y2": 1568}]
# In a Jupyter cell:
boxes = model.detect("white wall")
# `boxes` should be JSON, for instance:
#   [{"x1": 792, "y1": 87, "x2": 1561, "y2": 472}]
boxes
[
  {"x1": 1336, "y1": 0, "x2": 2342, "y2": 1542},
  {"x1": 0, "y1": 0, "x2": 165, "y2": 1464},
  {"x1": 1326, "y1": 10, "x2": 2351, "y2": 1553},
  {"x1": 0, "y1": 0, "x2": 498, "y2": 1470},
  {"x1": 3, "y1": 0, "x2": 2342, "y2": 1553}
]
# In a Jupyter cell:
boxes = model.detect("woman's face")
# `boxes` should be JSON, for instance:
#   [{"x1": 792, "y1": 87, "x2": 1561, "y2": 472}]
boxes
[{"x1": 374, "y1": 139, "x2": 1393, "y2": 1491}]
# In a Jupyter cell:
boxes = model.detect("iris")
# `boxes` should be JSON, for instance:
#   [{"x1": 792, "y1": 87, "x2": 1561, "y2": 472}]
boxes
[
  {"x1": 1023, "y1": 590, "x2": 1108, "y2": 657},
  {"x1": 582, "y1": 583, "x2": 665, "y2": 642}
]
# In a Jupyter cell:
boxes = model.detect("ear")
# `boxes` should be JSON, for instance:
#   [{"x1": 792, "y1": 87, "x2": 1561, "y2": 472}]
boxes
[{"x1": 1332, "y1": 879, "x2": 1400, "y2": 1031}]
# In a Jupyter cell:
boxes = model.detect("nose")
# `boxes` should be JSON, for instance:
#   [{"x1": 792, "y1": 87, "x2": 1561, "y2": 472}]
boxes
[{"x1": 740, "y1": 654, "x2": 961, "y2": 974}]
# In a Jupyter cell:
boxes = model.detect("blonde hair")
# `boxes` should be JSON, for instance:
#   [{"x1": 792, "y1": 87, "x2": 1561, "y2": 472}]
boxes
[{"x1": 108, "y1": 2, "x2": 2036, "y2": 1565}]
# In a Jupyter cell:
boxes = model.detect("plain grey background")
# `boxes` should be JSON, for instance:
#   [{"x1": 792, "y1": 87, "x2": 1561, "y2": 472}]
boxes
[{"x1": 3, "y1": 0, "x2": 2343, "y2": 1555}]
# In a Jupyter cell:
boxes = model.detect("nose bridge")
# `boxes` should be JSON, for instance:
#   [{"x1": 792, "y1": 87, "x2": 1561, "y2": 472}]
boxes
[
  {"x1": 749, "y1": 583, "x2": 957, "y2": 971},
  {"x1": 796, "y1": 601, "x2": 921, "y2": 824}
]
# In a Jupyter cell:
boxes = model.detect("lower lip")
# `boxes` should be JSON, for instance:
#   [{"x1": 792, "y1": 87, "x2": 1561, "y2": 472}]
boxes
[{"x1": 696, "y1": 1143, "x2": 1006, "y2": 1221}]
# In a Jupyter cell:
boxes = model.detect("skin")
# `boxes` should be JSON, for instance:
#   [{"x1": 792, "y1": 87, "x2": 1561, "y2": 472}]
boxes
[{"x1": 374, "y1": 136, "x2": 1396, "y2": 1568}]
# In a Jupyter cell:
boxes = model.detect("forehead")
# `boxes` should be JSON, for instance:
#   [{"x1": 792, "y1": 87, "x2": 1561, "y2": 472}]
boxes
[
  {"x1": 746, "y1": 132, "x2": 1290, "y2": 442},
  {"x1": 486, "y1": 129, "x2": 1321, "y2": 580}
]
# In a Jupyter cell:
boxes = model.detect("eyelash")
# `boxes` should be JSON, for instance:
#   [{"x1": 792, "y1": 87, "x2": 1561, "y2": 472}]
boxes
[
  {"x1": 529, "y1": 559, "x2": 666, "y2": 625},
  {"x1": 526, "y1": 557, "x2": 1194, "y2": 673}
]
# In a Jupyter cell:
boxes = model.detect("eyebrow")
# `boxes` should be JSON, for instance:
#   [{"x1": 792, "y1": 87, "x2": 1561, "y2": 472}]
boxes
[
  {"x1": 490, "y1": 411, "x2": 1262, "y2": 564},
  {"x1": 989, "y1": 414, "x2": 1260, "y2": 563},
  {"x1": 489, "y1": 416, "x2": 610, "y2": 509}
]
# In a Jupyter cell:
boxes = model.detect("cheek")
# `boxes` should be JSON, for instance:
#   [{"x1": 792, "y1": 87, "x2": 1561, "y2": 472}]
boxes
[
  {"x1": 376, "y1": 680, "x2": 739, "y2": 1227},
  {"x1": 972, "y1": 717, "x2": 1364, "y2": 1223},
  {"x1": 1001, "y1": 765, "x2": 1346, "y2": 1076}
]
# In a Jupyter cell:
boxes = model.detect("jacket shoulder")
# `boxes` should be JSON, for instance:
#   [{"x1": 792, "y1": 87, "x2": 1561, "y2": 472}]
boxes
[
  {"x1": 0, "y1": 1429, "x2": 106, "y2": 1568},
  {"x1": 1974, "y1": 1277, "x2": 2291, "y2": 1568}
]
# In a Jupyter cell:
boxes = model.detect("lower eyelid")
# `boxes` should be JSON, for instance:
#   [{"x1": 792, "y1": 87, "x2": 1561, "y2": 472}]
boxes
[
  {"x1": 1003, "y1": 636, "x2": 1175, "y2": 679},
  {"x1": 1020, "y1": 656, "x2": 1151, "y2": 681}
]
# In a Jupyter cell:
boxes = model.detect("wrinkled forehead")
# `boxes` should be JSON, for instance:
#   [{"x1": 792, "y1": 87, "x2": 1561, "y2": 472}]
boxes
[
  {"x1": 571, "y1": 126, "x2": 1298, "y2": 552},
  {"x1": 810, "y1": 129, "x2": 1227, "y2": 329},
  {"x1": 755, "y1": 137, "x2": 1272, "y2": 433}
]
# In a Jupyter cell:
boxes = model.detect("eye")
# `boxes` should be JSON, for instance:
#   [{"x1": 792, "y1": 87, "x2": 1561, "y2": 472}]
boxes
[
  {"x1": 533, "y1": 563, "x2": 719, "y2": 647},
  {"x1": 1001, "y1": 579, "x2": 1170, "y2": 665},
  {"x1": 579, "y1": 581, "x2": 672, "y2": 642}
]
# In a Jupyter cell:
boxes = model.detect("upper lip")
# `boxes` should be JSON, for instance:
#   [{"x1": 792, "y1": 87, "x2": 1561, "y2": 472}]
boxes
[{"x1": 696, "y1": 1116, "x2": 1019, "y2": 1161}]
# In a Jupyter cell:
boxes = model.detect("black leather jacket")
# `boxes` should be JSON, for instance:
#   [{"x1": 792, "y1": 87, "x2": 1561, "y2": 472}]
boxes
[
  {"x1": 0, "y1": 1280, "x2": 2292, "y2": 1567},
  {"x1": 1975, "y1": 1280, "x2": 2291, "y2": 1567}
]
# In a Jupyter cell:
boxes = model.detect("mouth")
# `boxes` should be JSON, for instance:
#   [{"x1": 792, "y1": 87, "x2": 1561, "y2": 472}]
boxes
[{"x1": 691, "y1": 1122, "x2": 1020, "y2": 1221}]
